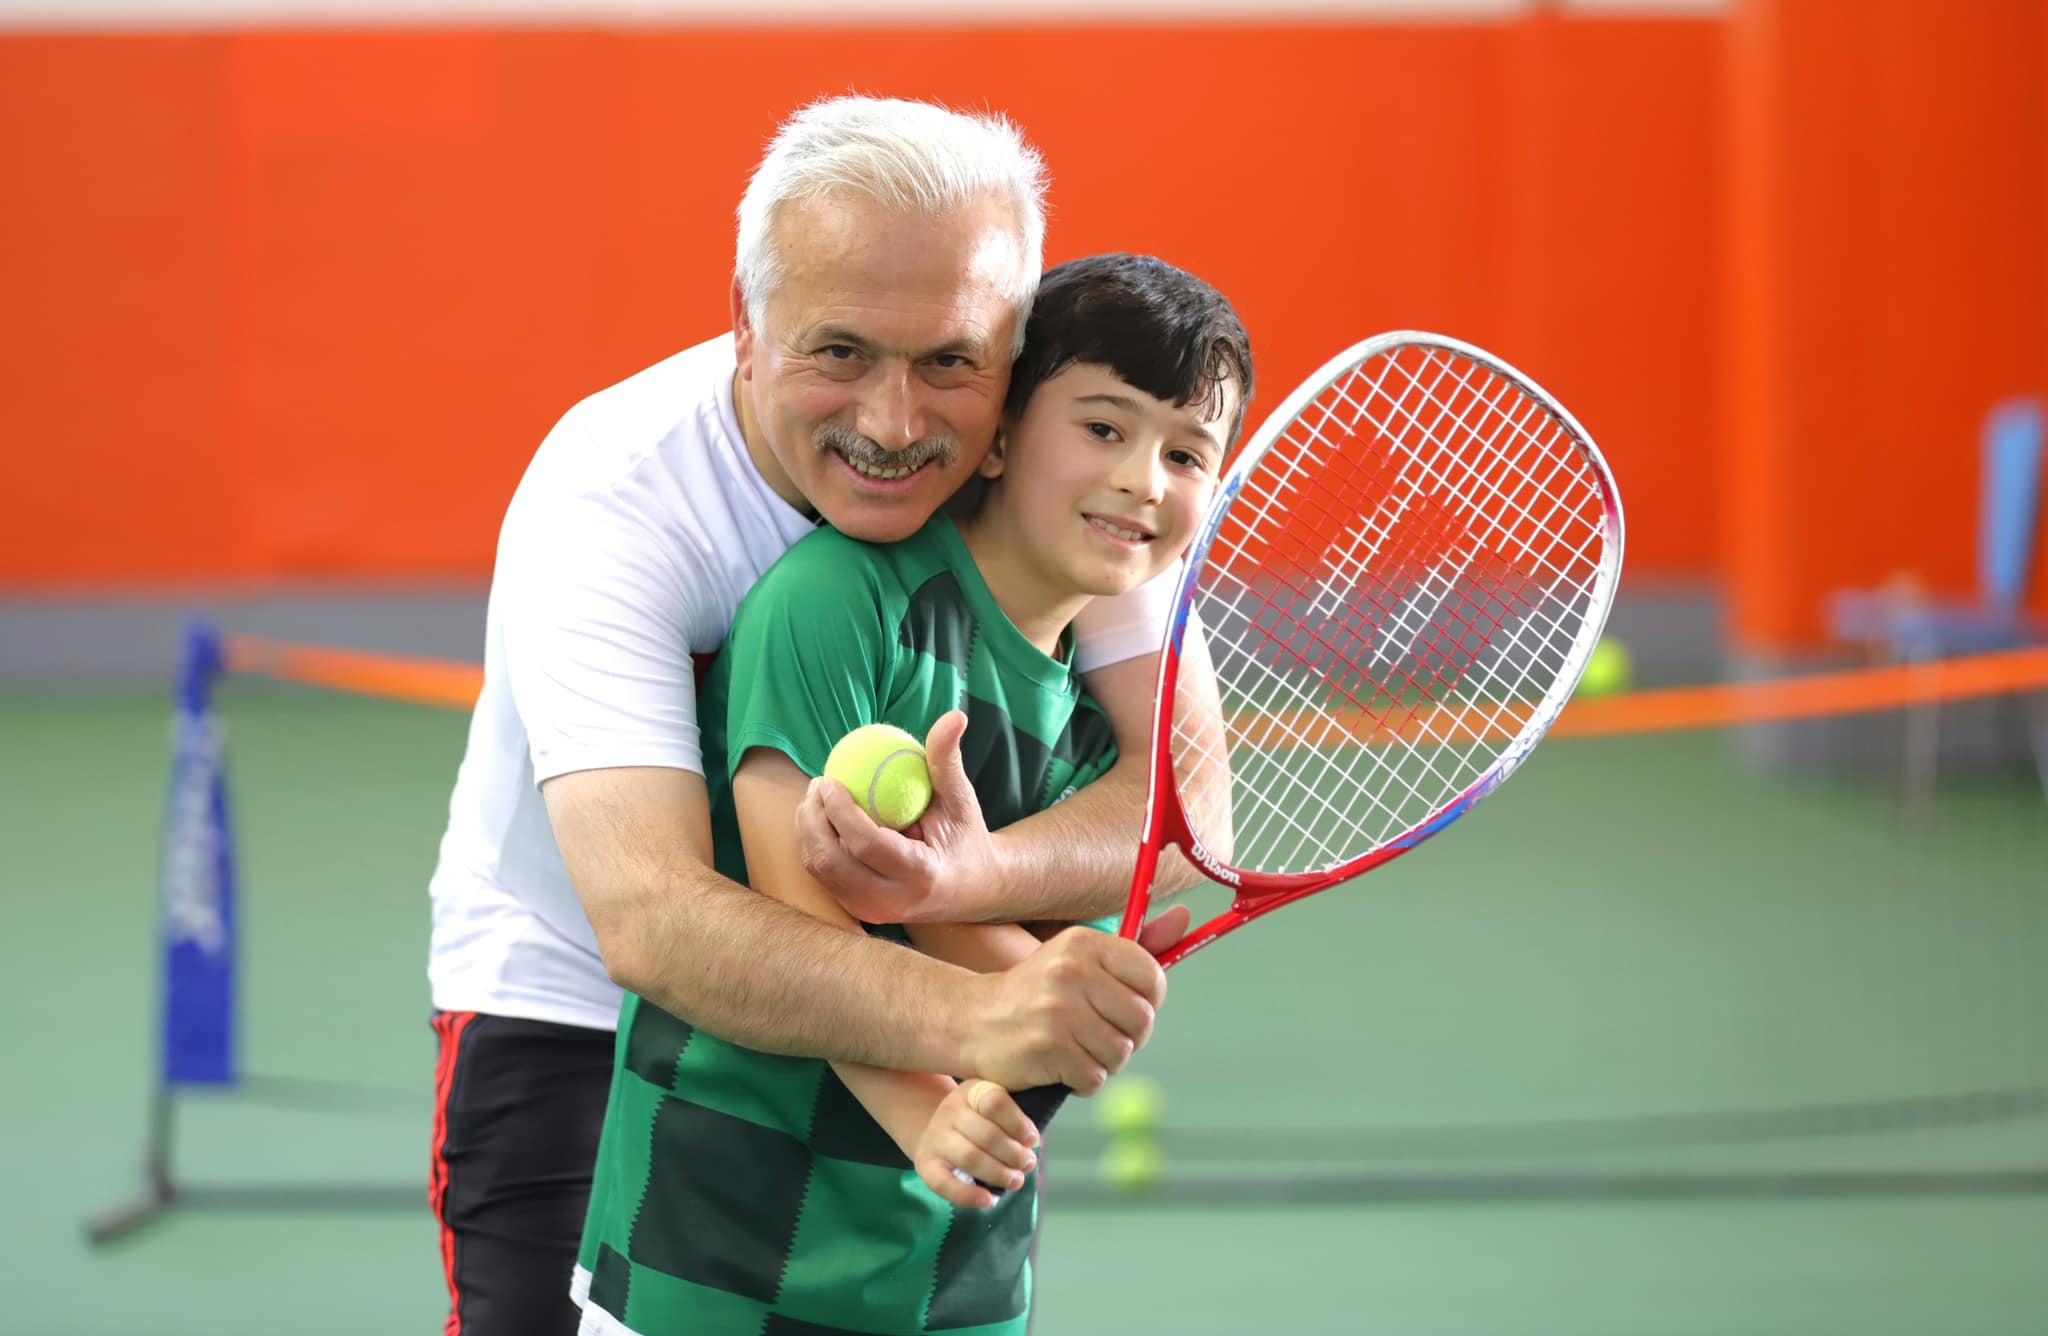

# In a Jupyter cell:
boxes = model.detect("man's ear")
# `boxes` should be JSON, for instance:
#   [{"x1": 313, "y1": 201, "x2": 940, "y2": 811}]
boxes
[
  {"x1": 977, "y1": 430, "x2": 1008, "y2": 480},
  {"x1": 731, "y1": 276, "x2": 755, "y2": 377}
]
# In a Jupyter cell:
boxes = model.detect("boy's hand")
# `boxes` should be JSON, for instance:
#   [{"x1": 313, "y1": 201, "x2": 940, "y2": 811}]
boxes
[
  {"x1": 798, "y1": 710, "x2": 995, "y2": 924},
  {"x1": 916, "y1": 1079, "x2": 1040, "y2": 1209}
]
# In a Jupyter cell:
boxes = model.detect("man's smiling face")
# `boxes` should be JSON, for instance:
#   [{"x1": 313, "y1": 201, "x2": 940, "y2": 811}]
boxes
[{"x1": 733, "y1": 189, "x2": 1024, "y2": 542}]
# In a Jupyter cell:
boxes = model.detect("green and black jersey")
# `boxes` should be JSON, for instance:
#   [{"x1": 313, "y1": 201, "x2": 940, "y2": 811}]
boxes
[{"x1": 575, "y1": 514, "x2": 1118, "y2": 1336}]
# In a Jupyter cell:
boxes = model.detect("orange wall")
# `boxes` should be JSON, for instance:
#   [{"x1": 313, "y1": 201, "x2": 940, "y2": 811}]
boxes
[
  {"x1": 0, "y1": 17, "x2": 1725, "y2": 596},
  {"x1": 1725, "y1": 0, "x2": 2047, "y2": 649}
]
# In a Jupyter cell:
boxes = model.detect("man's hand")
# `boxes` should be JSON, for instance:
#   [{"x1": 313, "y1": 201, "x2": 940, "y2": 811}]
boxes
[
  {"x1": 956, "y1": 907, "x2": 1189, "y2": 1093},
  {"x1": 798, "y1": 710, "x2": 998, "y2": 925}
]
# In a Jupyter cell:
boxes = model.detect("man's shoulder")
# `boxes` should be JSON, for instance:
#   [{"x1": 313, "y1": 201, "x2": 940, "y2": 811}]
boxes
[
  {"x1": 506, "y1": 330, "x2": 793, "y2": 570},
  {"x1": 560, "y1": 331, "x2": 737, "y2": 440}
]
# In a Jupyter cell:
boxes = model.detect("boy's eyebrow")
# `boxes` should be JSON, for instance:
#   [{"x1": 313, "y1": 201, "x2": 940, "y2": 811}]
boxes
[
  {"x1": 1078, "y1": 391, "x2": 1230, "y2": 450},
  {"x1": 1074, "y1": 392, "x2": 1146, "y2": 414}
]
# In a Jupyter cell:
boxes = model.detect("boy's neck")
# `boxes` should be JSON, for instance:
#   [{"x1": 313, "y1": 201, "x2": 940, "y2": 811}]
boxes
[{"x1": 953, "y1": 508, "x2": 1091, "y2": 659}]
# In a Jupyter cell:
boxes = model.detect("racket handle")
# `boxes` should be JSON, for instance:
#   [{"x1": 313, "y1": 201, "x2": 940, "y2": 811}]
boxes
[
  {"x1": 1012, "y1": 1082, "x2": 1072, "y2": 1135},
  {"x1": 956, "y1": 1083, "x2": 1074, "y2": 1198}
]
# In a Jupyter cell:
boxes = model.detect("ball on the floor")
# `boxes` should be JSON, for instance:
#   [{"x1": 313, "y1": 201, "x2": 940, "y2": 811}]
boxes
[
  {"x1": 824, "y1": 724, "x2": 932, "y2": 830},
  {"x1": 1576, "y1": 636, "x2": 1634, "y2": 699},
  {"x1": 1095, "y1": 1076, "x2": 1165, "y2": 1138},
  {"x1": 1099, "y1": 1138, "x2": 1165, "y2": 1193}
]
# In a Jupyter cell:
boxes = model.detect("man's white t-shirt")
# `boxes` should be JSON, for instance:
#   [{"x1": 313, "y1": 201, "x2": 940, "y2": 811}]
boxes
[{"x1": 427, "y1": 333, "x2": 1174, "y2": 1032}]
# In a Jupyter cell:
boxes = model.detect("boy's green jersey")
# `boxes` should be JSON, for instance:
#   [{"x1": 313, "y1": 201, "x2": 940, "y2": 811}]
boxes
[{"x1": 576, "y1": 514, "x2": 1119, "y2": 1336}]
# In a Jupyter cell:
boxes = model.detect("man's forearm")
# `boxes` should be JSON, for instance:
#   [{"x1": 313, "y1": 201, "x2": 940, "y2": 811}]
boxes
[
  {"x1": 600, "y1": 860, "x2": 973, "y2": 1072},
  {"x1": 968, "y1": 754, "x2": 1209, "y2": 927},
  {"x1": 552, "y1": 762, "x2": 1158, "y2": 1093},
  {"x1": 972, "y1": 759, "x2": 1149, "y2": 922}
]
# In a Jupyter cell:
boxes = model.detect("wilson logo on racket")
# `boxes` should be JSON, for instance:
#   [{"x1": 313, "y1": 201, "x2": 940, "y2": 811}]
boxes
[{"x1": 1186, "y1": 836, "x2": 1240, "y2": 887}]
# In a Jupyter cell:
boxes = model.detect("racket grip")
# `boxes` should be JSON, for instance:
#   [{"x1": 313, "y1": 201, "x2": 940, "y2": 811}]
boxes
[
  {"x1": 956, "y1": 1083, "x2": 1074, "y2": 1198},
  {"x1": 1012, "y1": 1083, "x2": 1073, "y2": 1136}
]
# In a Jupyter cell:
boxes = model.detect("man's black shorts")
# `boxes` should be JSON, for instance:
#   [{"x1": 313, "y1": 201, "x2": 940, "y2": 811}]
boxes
[{"x1": 431, "y1": 1011, "x2": 614, "y2": 1336}]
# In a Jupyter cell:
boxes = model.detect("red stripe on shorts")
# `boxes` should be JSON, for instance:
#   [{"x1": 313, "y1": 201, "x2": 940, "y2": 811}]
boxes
[{"x1": 430, "y1": 1011, "x2": 477, "y2": 1336}]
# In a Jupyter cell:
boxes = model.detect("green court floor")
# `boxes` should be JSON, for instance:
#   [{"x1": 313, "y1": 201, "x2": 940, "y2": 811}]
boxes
[{"x1": 3, "y1": 687, "x2": 2044, "y2": 1334}]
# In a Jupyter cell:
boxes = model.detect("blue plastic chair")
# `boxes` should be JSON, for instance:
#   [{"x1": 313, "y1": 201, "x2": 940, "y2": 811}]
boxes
[{"x1": 1825, "y1": 396, "x2": 2047, "y2": 809}]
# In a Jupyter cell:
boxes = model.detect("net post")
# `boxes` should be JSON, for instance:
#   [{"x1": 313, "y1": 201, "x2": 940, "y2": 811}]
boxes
[
  {"x1": 84, "y1": 1086, "x2": 177, "y2": 1246},
  {"x1": 82, "y1": 616, "x2": 236, "y2": 1247}
]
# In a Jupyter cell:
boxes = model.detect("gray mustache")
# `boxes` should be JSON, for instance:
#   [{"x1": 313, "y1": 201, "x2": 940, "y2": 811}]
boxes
[{"x1": 815, "y1": 421, "x2": 957, "y2": 473}]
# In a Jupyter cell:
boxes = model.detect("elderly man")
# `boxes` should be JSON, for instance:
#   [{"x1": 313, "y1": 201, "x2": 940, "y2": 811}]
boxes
[{"x1": 426, "y1": 96, "x2": 1186, "y2": 1335}]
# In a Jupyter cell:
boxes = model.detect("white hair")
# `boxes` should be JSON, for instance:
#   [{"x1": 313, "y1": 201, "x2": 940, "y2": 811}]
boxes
[{"x1": 735, "y1": 96, "x2": 1049, "y2": 359}]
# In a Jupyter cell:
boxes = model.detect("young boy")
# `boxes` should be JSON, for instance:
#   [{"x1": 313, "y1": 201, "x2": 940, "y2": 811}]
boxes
[{"x1": 573, "y1": 253, "x2": 1253, "y2": 1335}]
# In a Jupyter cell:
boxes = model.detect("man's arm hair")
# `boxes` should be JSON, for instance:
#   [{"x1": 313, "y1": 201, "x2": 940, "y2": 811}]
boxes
[
  {"x1": 969, "y1": 643, "x2": 1222, "y2": 923},
  {"x1": 543, "y1": 764, "x2": 972, "y2": 1072}
]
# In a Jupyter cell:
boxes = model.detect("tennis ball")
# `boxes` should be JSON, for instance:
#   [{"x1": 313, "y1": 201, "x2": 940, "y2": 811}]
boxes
[
  {"x1": 1095, "y1": 1076, "x2": 1165, "y2": 1138},
  {"x1": 824, "y1": 724, "x2": 933, "y2": 830},
  {"x1": 1099, "y1": 1138, "x2": 1165, "y2": 1193},
  {"x1": 1575, "y1": 636, "x2": 1634, "y2": 700}
]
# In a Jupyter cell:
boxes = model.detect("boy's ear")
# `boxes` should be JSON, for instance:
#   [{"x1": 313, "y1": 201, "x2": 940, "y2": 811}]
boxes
[{"x1": 976, "y1": 430, "x2": 1008, "y2": 480}]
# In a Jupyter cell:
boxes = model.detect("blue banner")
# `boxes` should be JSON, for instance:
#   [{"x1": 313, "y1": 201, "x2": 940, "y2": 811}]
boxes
[{"x1": 159, "y1": 619, "x2": 237, "y2": 1087}]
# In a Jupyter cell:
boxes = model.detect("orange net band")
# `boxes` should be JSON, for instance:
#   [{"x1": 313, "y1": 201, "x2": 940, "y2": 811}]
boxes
[{"x1": 222, "y1": 634, "x2": 2048, "y2": 741}]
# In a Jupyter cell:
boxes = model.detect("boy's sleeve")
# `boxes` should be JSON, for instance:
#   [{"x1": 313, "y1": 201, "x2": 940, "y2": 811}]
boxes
[
  {"x1": 721, "y1": 546, "x2": 894, "y2": 781},
  {"x1": 1071, "y1": 556, "x2": 1182, "y2": 673}
]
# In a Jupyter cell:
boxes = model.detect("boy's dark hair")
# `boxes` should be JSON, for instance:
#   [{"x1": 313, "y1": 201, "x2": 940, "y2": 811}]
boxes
[{"x1": 1003, "y1": 253, "x2": 1254, "y2": 444}]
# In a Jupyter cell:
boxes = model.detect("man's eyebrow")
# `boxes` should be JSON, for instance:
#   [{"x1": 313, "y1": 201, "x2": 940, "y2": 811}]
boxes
[
  {"x1": 809, "y1": 328, "x2": 990, "y2": 361},
  {"x1": 809, "y1": 326, "x2": 876, "y2": 353},
  {"x1": 922, "y1": 334, "x2": 991, "y2": 361}
]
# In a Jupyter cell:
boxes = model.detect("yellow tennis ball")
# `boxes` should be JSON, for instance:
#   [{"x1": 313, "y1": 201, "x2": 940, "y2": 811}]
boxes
[
  {"x1": 1099, "y1": 1138, "x2": 1165, "y2": 1193},
  {"x1": 1095, "y1": 1076, "x2": 1165, "y2": 1138},
  {"x1": 1576, "y1": 636, "x2": 1634, "y2": 700},
  {"x1": 824, "y1": 724, "x2": 932, "y2": 830}
]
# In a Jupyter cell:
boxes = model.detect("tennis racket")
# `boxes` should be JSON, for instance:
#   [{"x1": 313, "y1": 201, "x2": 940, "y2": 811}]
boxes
[{"x1": 1001, "y1": 330, "x2": 1625, "y2": 1144}]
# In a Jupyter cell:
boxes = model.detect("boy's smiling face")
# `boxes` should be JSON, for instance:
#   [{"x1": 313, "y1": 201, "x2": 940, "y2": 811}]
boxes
[{"x1": 978, "y1": 362, "x2": 1237, "y2": 600}]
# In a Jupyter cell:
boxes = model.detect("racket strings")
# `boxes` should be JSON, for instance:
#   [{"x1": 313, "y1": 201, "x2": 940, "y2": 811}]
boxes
[
  {"x1": 1291, "y1": 351, "x2": 1605, "y2": 806},
  {"x1": 1171, "y1": 344, "x2": 1613, "y2": 877},
  {"x1": 1345, "y1": 354, "x2": 1605, "y2": 741},
  {"x1": 1235, "y1": 356, "x2": 1602, "y2": 859}
]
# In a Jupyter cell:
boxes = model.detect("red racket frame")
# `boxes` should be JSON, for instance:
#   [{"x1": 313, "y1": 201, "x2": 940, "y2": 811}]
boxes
[{"x1": 1115, "y1": 331, "x2": 1626, "y2": 969}]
